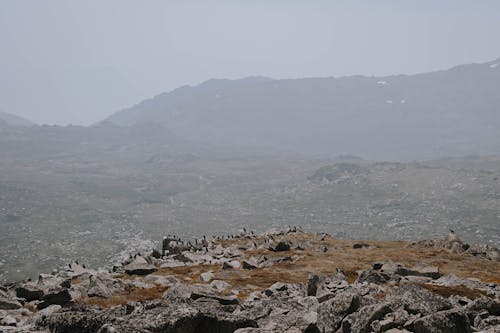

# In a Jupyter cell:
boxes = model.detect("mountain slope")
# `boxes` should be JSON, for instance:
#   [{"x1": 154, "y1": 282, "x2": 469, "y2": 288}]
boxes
[
  {"x1": 106, "y1": 59, "x2": 500, "y2": 160},
  {"x1": 0, "y1": 111, "x2": 35, "y2": 127}
]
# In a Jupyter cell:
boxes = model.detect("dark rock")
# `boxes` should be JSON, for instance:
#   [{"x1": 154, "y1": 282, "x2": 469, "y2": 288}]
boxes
[
  {"x1": 241, "y1": 260, "x2": 257, "y2": 270},
  {"x1": 264, "y1": 282, "x2": 288, "y2": 296},
  {"x1": 38, "y1": 288, "x2": 73, "y2": 309},
  {"x1": 124, "y1": 264, "x2": 157, "y2": 276},
  {"x1": 353, "y1": 243, "x2": 370, "y2": 249},
  {"x1": 307, "y1": 274, "x2": 321, "y2": 296},
  {"x1": 16, "y1": 283, "x2": 45, "y2": 301},
  {"x1": 413, "y1": 309, "x2": 472, "y2": 333},
  {"x1": 269, "y1": 240, "x2": 291, "y2": 252},
  {"x1": 395, "y1": 265, "x2": 442, "y2": 279}
]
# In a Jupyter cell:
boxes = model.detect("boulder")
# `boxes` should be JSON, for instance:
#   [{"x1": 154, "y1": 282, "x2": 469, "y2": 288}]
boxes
[
  {"x1": 413, "y1": 309, "x2": 472, "y2": 333},
  {"x1": 210, "y1": 280, "x2": 231, "y2": 292},
  {"x1": 317, "y1": 290, "x2": 361, "y2": 333},
  {"x1": 200, "y1": 271, "x2": 215, "y2": 282},
  {"x1": 38, "y1": 288, "x2": 73, "y2": 309},
  {"x1": 222, "y1": 260, "x2": 241, "y2": 270},
  {"x1": 124, "y1": 264, "x2": 157, "y2": 276},
  {"x1": 269, "y1": 240, "x2": 292, "y2": 252},
  {"x1": 87, "y1": 275, "x2": 116, "y2": 298},
  {"x1": 264, "y1": 282, "x2": 288, "y2": 296},
  {"x1": 388, "y1": 284, "x2": 452, "y2": 316},
  {"x1": 341, "y1": 302, "x2": 392, "y2": 333},
  {"x1": 0, "y1": 315, "x2": 17, "y2": 326},
  {"x1": 15, "y1": 283, "x2": 45, "y2": 301},
  {"x1": 466, "y1": 297, "x2": 500, "y2": 316},
  {"x1": 0, "y1": 296, "x2": 22, "y2": 310},
  {"x1": 191, "y1": 291, "x2": 240, "y2": 305}
]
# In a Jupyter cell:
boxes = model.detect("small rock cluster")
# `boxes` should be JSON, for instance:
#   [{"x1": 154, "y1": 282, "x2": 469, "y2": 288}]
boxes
[{"x1": 0, "y1": 227, "x2": 499, "y2": 332}]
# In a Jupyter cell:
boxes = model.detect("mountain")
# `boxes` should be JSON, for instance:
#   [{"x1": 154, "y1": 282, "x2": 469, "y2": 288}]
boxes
[
  {"x1": 106, "y1": 59, "x2": 500, "y2": 160},
  {"x1": 0, "y1": 111, "x2": 35, "y2": 127}
]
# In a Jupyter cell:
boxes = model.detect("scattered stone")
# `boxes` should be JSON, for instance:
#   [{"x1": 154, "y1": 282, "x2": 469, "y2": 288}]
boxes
[{"x1": 2, "y1": 227, "x2": 499, "y2": 333}]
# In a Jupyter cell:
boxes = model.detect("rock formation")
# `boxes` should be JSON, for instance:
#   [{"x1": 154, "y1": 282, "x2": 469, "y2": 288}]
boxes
[{"x1": 0, "y1": 227, "x2": 499, "y2": 332}]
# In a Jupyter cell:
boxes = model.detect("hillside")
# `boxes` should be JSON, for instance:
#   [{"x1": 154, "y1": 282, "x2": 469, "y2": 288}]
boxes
[
  {"x1": 0, "y1": 112, "x2": 35, "y2": 127},
  {"x1": 106, "y1": 58, "x2": 500, "y2": 160},
  {"x1": 0, "y1": 228, "x2": 499, "y2": 332},
  {"x1": 1, "y1": 124, "x2": 500, "y2": 283}
]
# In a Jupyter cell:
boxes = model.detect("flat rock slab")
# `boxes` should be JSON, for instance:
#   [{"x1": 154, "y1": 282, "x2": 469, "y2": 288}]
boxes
[{"x1": 124, "y1": 264, "x2": 157, "y2": 276}]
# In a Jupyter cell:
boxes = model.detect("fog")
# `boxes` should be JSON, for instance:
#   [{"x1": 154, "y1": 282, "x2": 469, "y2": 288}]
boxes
[{"x1": 1, "y1": 0, "x2": 500, "y2": 125}]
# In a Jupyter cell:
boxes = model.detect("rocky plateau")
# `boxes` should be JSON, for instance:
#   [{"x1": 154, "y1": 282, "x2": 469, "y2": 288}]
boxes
[{"x1": 1, "y1": 227, "x2": 499, "y2": 333}]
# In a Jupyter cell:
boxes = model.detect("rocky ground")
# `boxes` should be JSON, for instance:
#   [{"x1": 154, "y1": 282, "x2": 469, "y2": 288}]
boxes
[{"x1": 1, "y1": 227, "x2": 500, "y2": 333}]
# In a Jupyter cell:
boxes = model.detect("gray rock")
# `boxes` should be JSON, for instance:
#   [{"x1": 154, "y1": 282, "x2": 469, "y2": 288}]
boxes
[
  {"x1": 264, "y1": 282, "x2": 287, "y2": 296},
  {"x1": 388, "y1": 284, "x2": 452, "y2": 316},
  {"x1": 317, "y1": 290, "x2": 361, "y2": 333},
  {"x1": 395, "y1": 265, "x2": 442, "y2": 279},
  {"x1": 413, "y1": 309, "x2": 472, "y2": 333},
  {"x1": 87, "y1": 275, "x2": 124, "y2": 298},
  {"x1": 38, "y1": 288, "x2": 72, "y2": 309},
  {"x1": 200, "y1": 271, "x2": 215, "y2": 282},
  {"x1": 0, "y1": 296, "x2": 22, "y2": 310},
  {"x1": 15, "y1": 283, "x2": 45, "y2": 302},
  {"x1": 210, "y1": 280, "x2": 231, "y2": 291},
  {"x1": 0, "y1": 315, "x2": 17, "y2": 326},
  {"x1": 222, "y1": 260, "x2": 241, "y2": 270},
  {"x1": 356, "y1": 270, "x2": 392, "y2": 284},
  {"x1": 466, "y1": 297, "x2": 500, "y2": 316},
  {"x1": 341, "y1": 302, "x2": 392, "y2": 333},
  {"x1": 191, "y1": 291, "x2": 240, "y2": 305}
]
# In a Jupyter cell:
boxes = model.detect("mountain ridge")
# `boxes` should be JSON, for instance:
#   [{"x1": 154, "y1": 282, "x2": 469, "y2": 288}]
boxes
[
  {"x1": 0, "y1": 111, "x2": 35, "y2": 127},
  {"x1": 105, "y1": 57, "x2": 500, "y2": 160}
]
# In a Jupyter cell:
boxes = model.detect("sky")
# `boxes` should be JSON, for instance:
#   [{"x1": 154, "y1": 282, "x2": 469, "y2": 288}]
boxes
[{"x1": 1, "y1": 1, "x2": 500, "y2": 125}]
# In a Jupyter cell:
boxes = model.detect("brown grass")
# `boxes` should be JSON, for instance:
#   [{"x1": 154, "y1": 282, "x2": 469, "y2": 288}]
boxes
[
  {"x1": 80, "y1": 285, "x2": 168, "y2": 308},
  {"x1": 76, "y1": 233, "x2": 500, "y2": 308}
]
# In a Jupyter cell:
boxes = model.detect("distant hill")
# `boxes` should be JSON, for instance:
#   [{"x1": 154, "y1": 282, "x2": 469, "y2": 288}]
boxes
[
  {"x1": 106, "y1": 59, "x2": 500, "y2": 160},
  {"x1": 0, "y1": 111, "x2": 35, "y2": 127}
]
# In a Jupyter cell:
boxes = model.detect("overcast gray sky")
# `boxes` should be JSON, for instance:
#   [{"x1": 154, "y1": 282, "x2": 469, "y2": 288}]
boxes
[{"x1": 1, "y1": 1, "x2": 499, "y2": 125}]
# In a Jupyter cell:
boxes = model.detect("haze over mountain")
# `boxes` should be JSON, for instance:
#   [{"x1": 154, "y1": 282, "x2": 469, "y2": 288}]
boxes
[
  {"x1": 106, "y1": 58, "x2": 500, "y2": 160},
  {"x1": 0, "y1": 111, "x2": 35, "y2": 127}
]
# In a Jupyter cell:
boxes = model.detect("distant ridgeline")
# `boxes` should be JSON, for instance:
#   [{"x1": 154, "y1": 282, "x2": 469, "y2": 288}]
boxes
[{"x1": 105, "y1": 58, "x2": 500, "y2": 160}]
